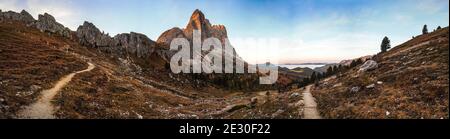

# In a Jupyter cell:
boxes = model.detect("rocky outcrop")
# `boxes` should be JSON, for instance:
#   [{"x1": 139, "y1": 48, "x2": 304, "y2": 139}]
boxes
[
  {"x1": 1, "y1": 10, "x2": 71, "y2": 38},
  {"x1": 19, "y1": 10, "x2": 35, "y2": 24},
  {"x1": 211, "y1": 25, "x2": 228, "y2": 43},
  {"x1": 156, "y1": 27, "x2": 185, "y2": 47},
  {"x1": 358, "y1": 60, "x2": 378, "y2": 73},
  {"x1": 77, "y1": 21, "x2": 116, "y2": 47},
  {"x1": 35, "y1": 13, "x2": 72, "y2": 38},
  {"x1": 0, "y1": 10, "x2": 35, "y2": 24},
  {"x1": 114, "y1": 32, "x2": 156, "y2": 58},
  {"x1": 77, "y1": 21, "x2": 156, "y2": 58}
]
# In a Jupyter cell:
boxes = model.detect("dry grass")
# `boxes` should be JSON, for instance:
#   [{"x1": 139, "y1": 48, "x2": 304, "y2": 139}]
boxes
[
  {"x1": 0, "y1": 21, "x2": 86, "y2": 118},
  {"x1": 312, "y1": 27, "x2": 449, "y2": 119}
]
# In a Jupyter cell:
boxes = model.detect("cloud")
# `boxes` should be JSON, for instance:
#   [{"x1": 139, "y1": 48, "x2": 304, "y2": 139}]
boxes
[{"x1": 0, "y1": 0, "x2": 20, "y2": 11}]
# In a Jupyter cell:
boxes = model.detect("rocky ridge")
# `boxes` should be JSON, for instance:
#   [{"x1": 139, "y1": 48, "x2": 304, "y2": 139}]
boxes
[
  {"x1": 1, "y1": 9, "x2": 285, "y2": 91},
  {"x1": 0, "y1": 10, "x2": 71, "y2": 38},
  {"x1": 2, "y1": 9, "x2": 238, "y2": 64},
  {"x1": 1, "y1": 9, "x2": 158, "y2": 59}
]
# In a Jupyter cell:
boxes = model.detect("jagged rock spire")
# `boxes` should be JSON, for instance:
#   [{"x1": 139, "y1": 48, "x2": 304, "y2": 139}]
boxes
[{"x1": 157, "y1": 9, "x2": 229, "y2": 47}]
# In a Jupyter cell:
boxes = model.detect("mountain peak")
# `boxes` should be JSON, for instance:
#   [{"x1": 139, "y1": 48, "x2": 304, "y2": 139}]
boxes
[
  {"x1": 184, "y1": 9, "x2": 212, "y2": 40},
  {"x1": 192, "y1": 9, "x2": 204, "y2": 18},
  {"x1": 157, "y1": 9, "x2": 230, "y2": 47},
  {"x1": 187, "y1": 9, "x2": 208, "y2": 29}
]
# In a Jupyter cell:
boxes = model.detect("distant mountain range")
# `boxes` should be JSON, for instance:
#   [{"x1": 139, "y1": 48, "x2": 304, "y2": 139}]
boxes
[{"x1": 280, "y1": 63, "x2": 331, "y2": 65}]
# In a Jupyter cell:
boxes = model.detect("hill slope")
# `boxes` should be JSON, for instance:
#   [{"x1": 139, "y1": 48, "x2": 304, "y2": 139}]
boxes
[
  {"x1": 312, "y1": 27, "x2": 449, "y2": 119},
  {"x1": 1, "y1": 9, "x2": 304, "y2": 119}
]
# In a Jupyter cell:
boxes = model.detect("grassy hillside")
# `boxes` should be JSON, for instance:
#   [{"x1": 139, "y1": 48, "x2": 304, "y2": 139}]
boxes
[
  {"x1": 0, "y1": 21, "x2": 87, "y2": 118},
  {"x1": 312, "y1": 27, "x2": 449, "y2": 119}
]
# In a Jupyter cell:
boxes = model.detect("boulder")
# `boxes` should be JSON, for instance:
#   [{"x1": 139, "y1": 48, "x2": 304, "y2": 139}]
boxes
[
  {"x1": 271, "y1": 109, "x2": 285, "y2": 118},
  {"x1": 358, "y1": 60, "x2": 378, "y2": 72},
  {"x1": 290, "y1": 92, "x2": 300, "y2": 98},
  {"x1": 221, "y1": 103, "x2": 248, "y2": 113},
  {"x1": 250, "y1": 97, "x2": 258, "y2": 108},
  {"x1": 412, "y1": 77, "x2": 419, "y2": 84},
  {"x1": 30, "y1": 85, "x2": 42, "y2": 92},
  {"x1": 295, "y1": 100, "x2": 305, "y2": 107},
  {"x1": 350, "y1": 86, "x2": 360, "y2": 93},
  {"x1": 366, "y1": 84, "x2": 375, "y2": 89}
]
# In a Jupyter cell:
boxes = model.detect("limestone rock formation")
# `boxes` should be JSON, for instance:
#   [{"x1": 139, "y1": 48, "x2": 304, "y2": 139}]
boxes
[
  {"x1": 19, "y1": 10, "x2": 35, "y2": 24},
  {"x1": 156, "y1": 27, "x2": 185, "y2": 47},
  {"x1": 157, "y1": 9, "x2": 230, "y2": 47},
  {"x1": 0, "y1": 10, "x2": 70, "y2": 37},
  {"x1": 114, "y1": 32, "x2": 156, "y2": 58},
  {"x1": 35, "y1": 13, "x2": 71, "y2": 38},
  {"x1": 76, "y1": 21, "x2": 116, "y2": 47},
  {"x1": 156, "y1": 9, "x2": 239, "y2": 62},
  {"x1": 0, "y1": 10, "x2": 35, "y2": 24},
  {"x1": 183, "y1": 9, "x2": 212, "y2": 41},
  {"x1": 211, "y1": 25, "x2": 228, "y2": 43},
  {"x1": 77, "y1": 21, "x2": 156, "y2": 58}
]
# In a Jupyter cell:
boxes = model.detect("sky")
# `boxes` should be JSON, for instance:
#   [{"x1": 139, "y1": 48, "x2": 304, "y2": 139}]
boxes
[{"x1": 1, "y1": 0, "x2": 449, "y2": 64}]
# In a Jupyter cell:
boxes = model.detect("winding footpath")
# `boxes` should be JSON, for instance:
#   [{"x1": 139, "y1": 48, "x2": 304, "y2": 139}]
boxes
[
  {"x1": 302, "y1": 85, "x2": 322, "y2": 119},
  {"x1": 18, "y1": 62, "x2": 95, "y2": 119}
]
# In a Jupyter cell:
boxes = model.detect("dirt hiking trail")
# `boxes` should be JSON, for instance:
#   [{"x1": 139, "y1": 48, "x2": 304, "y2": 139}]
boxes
[
  {"x1": 302, "y1": 85, "x2": 321, "y2": 119},
  {"x1": 18, "y1": 62, "x2": 95, "y2": 119}
]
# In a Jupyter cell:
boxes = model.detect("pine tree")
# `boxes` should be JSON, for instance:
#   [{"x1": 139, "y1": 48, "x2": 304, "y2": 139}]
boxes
[
  {"x1": 357, "y1": 58, "x2": 363, "y2": 65},
  {"x1": 381, "y1": 36, "x2": 391, "y2": 53},
  {"x1": 422, "y1": 24, "x2": 428, "y2": 34},
  {"x1": 317, "y1": 72, "x2": 322, "y2": 80},
  {"x1": 338, "y1": 65, "x2": 343, "y2": 72},
  {"x1": 310, "y1": 72, "x2": 317, "y2": 83},
  {"x1": 333, "y1": 65, "x2": 338, "y2": 74},
  {"x1": 350, "y1": 60, "x2": 357, "y2": 68},
  {"x1": 437, "y1": 26, "x2": 442, "y2": 30},
  {"x1": 326, "y1": 66, "x2": 333, "y2": 76},
  {"x1": 303, "y1": 78, "x2": 310, "y2": 84}
]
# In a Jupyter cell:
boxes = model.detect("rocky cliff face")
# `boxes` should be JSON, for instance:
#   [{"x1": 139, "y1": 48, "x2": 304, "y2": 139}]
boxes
[
  {"x1": 183, "y1": 9, "x2": 212, "y2": 42},
  {"x1": 76, "y1": 21, "x2": 157, "y2": 58},
  {"x1": 156, "y1": 27, "x2": 185, "y2": 47},
  {"x1": 35, "y1": 13, "x2": 72, "y2": 38},
  {"x1": 156, "y1": 9, "x2": 240, "y2": 66},
  {"x1": 76, "y1": 21, "x2": 116, "y2": 47},
  {"x1": 157, "y1": 9, "x2": 229, "y2": 47},
  {"x1": 114, "y1": 32, "x2": 156, "y2": 58}
]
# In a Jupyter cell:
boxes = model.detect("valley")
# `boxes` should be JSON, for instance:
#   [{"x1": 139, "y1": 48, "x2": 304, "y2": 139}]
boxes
[{"x1": 1, "y1": 9, "x2": 448, "y2": 119}]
